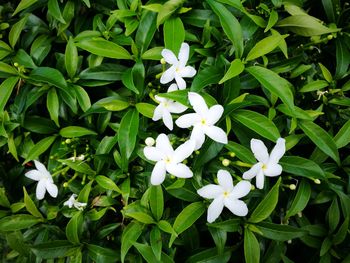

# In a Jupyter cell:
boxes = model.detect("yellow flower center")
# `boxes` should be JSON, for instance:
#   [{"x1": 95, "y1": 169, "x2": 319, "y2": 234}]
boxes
[
  {"x1": 201, "y1": 119, "x2": 206, "y2": 125},
  {"x1": 262, "y1": 164, "x2": 267, "y2": 171},
  {"x1": 165, "y1": 157, "x2": 171, "y2": 164},
  {"x1": 223, "y1": 191, "x2": 229, "y2": 197}
]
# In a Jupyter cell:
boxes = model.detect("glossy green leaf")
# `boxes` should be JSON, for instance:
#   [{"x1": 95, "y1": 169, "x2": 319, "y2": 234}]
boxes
[
  {"x1": 285, "y1": 179, "x2": 311, "y2": 218},
  {"x1": 24, "y1": 136, "x2": 56, "y2": 164},
  {"x1": 219, "y1": 59, "x2": 245, "y2": 84},
  {"x1": 66, "y1": 211, "x2": 83, "y2": 244},
  {"x1": 255, "y1": 222, "x2": 307, "y2": 241},
  {"x1": 0, "y1": 214, "x2": 41, "y2": 231},
  {"x1": 156, "y1": 0, "x2": 185, "y2": 27},
  {"x1": 95, "y1": 175, "x2": 122, "y2": 194},
  {"x1": 30, "y1": 67, "x2": 67, "y2": 90},
  {"x1": 13, "y1": 0, "x2": 38, "y2": 16},
  {"x1": 135, "y1": 11, "x2": 157, "y2": 54},
  {"x1": 65, "y1": 37, "x2": 78, "y2": 79},
  {"x1": 0, "y1": 77, "x2": 19, "y2": 113},
  {"x1": 9, "y1": 14, "x2": 28, "y2": 48},
  {"x1": 149, "y1": 185, "x2": 164, "y2": 221},
  {"x1": 48, "y1": 0, "x2": 65, "y2": 23},
  {"x1": 46, "y1": 88, "x2": 60, "y2": 127},
  {"x1": 299, "y1": 80, "x2": 328, "y2": 92},
  {"x1": 58, "y1": 159, "x2": 96, "y2": 176},
  {"x1": 244, "y1": 228, "x2": 260, "y2": 263},
  {"x1": 121, "y1": 221, "x2": 143, "y2": 263},
  {"x1": 265, "y1": 10, "x2": 278, "y2": 32},
  {"x1": 246, "y1": 34, "x2": 286, "y2": 61},
  {"x1": 334, "y1": 119, "x2": 350, "y2": 148},
  {"x1": 59, "y1": 126, "x2": 97, "y2": 137},
  {"x1": 191, "y1": 65, "x2": 223, "y2": 92},
  {"x1": 31, "y1": 240, "x2": 77, "y2": 259},
  {"x1": 164, "y1": 17, "x2": 185, "y2": 54},
  {"x1": 23, "y1": 187, "x2": 43, "y2": 218},
  {"x1": 136, "y1": 103, "x2": 156, "y2": 118},
  {"x1": 280, "y1": 156, "x2": 325, "y2": 179}
]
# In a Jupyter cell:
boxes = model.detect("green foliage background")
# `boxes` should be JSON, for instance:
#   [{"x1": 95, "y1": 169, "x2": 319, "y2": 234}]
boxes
[{"x1": 0, "y1": 0, "x2": 350, "y2": 262}]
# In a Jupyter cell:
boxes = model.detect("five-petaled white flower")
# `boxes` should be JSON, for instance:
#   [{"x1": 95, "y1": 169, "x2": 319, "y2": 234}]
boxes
[
  {"x1": 175, "y1": 92, "x2": 228, "y2": 150},
  {"x1": 160, "y1": 43, "x2": 196, "y2": 90},
  {"x1": 64, "y1": 194, "x2": 87, "y2": 211},
  {"x1": 143, "y1": 133, "x2": 195, "y2": 185},
  {"x1": 243, "y1": 138, "x2": 286, "y2": 189},
  {"x1": 153, "y1": 84, "x2": 188, "y2": 130},
  {"x1": 25, "y1": 160, "x2": 58, "y2": 200},
  {"x1": 197, "y1": 170, "x2": 251, "y2": 223}
]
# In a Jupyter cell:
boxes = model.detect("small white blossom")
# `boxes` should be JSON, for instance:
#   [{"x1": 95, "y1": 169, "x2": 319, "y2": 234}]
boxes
[
  {"x1": 68, "y1": 154, "x2": 85, "y2": 162},
  {"x1": 143, "y1": 134, "x2": 195, "y2": 185},
  {"x1": 64, "y1": 194, "x2": 87, "y2": 211},
  {"x1": 153, "y1": 84, "x2": 188, "y2": 130},
  {"x1": 145, "y1": 137, "x2": 155, "y2": 147},
  {"x1": 243, "y1": 138, "x2": 286, "y2": 189},
  {"x1": 25, "y1": 160, "x2": 58, "y2": 200},
  {"x1": 175, "y1": 92, "x2": 228, "y2": 150},
  {"x1": 160, "y1": 43, "x2": 196, "y2": 89},
  {"x1": 197, "y1": 170, "x2": 251, "y2": 223}
]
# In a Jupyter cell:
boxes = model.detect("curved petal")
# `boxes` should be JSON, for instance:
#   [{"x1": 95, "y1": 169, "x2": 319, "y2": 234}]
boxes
[
  {"x1": 156, "y1": 134, "x2": 174, "y2": 156},
  {"x1": 207, "y1": 105, "x2": 224, "y2": 125},
  {"x1": 144, "y1": 146, "x2": 163, "y2": 162},
  {"x1": 34, "y1": 160, "x2": 47, "y2": 174},
  {"x1": 162, "y1": 109, "x2": 173, "y2": 130},
  {"x1": 167, "y1": 102, "x2": 187, "y2": 114},
  {"x1": 180, "y1": 66, "x2": 196, "y2": 78},
  {"x1": 230, "y1": 181, "x2": 251, "y2": 199},
  {"x1": 178, "y1": 43, "x2": 189, "y2": 67},
  {"x1": 173, "y1": 140, "x2": 195, "y2": 163},
  {"x1": 190, "y1": 125, "x2": 206, "y2": 150},
  {"x1": 224, "y1": 198, "x2": 248, "y2": 217},
  {"x1": 161, "y1": 49, "x2": 178, "y2": 64},
  {"x1": 152, "y1": 105, "x2": 163, "y2": 121},
  {"x1": 46, "y1": 181, "x2": 58, "y2": 198},
  {"x1": 217, "y1": 170, "x2": 233, "y2": 192},
  {"x1": 25, "y1": 170, "x2": 43, "y2": 181},
  {"x1": 256, "y1": 170, "x2": 265, "y2": 189},
  {"x1": 197, "y1": 184, "x2": 223, "y2": 199},
  {"x1": 151, "y1": 161, "x2": 167, "y2": 185},
  {"x1": 269, "y1": 138, "x2": 286, "y2": 164},
  {"x1": 166, "y1": 163, "x2": 193, "y2": 178},
  {"x1": 175, "y1": 75, "x2": 186, "y2": 90},
  {"x1": 264, "y1": 163, "x2": 282, "y2": 177},
  {"x1": 250, "y1": 139, "x2": 269, "y2": 163},
  {"x1": 188, "y1": 92, "x2": 208, "y2": 115},
  {"x1": 175, "y1": 113, "x2": 200, "y2": 128},
  {"x1": 36, "y1": 180, "x2": 46, "y2": 200},
  {"x1": 160, "y1": 66, "x2": 176, "y2": 84},
  {"x1": 204, "y1": 126, "x2": 228, "y2": 144},
  {"x1": 167, "y1": 83, "x2": 179, "y2": 92},
  {"x1": 207, "y1": 197, "x2": 224, "y2": 223},
  {"x1": 242, "y1": 163, "x2": 262, "y2": 180}
]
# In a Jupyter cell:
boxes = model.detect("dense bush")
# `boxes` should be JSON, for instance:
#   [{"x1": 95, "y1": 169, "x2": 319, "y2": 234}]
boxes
[{"x1": 0, "y1": 0, "x2": 350, "y2": 262}]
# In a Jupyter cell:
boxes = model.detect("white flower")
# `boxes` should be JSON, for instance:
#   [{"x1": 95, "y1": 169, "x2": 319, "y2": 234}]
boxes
[
  {"x1": 243, "y1": 138, "x2": 286, "y2": 189},
  {"x1": 160, "y1": 43, "x2": 196, "y2": 89},
  {"x1": 143, "y1": 134, "x2": 195, "y2": 185},
  {"x1": 145, "y1": 137, "x2": 155, "y2": 147},
  {"x1": 64, "y1": 194, "x2": 87, "y2": 211},
  {"x1": 68, "y1": 154, "x2": 85, "y2": 162},
  {"x1": 25, "y1": 160, "x2": 58, "y2": 200},
  {"x1": 175, "y1": 92, "x2": 228, "y2": 150},
  {"x1": 153, "y1": 84, "x2": 188, "y2": 130},
  {"x1": 197, "y1": 170, "x2": 251, "y2": 223}
]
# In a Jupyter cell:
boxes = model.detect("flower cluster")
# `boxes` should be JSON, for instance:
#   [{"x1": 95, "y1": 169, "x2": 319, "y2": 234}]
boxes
[{"x1": 144, "y1": 43, "x2": 287, "y2": 223}]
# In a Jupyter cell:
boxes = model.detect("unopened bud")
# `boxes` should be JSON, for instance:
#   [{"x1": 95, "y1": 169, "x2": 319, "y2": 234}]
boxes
[
  {"x1": 65, "y1": 139, "x2": 72, "y2": 144},
  {"x1": 145, "y1": 137, "x2": 155, "y2": 146},
  {"x1": 287, "y1": 240, "x2": 292, "y2": 244},
  {"x1": 289, "y1": 184, "x2": 296, "y2": 190},
  {"x1": 229, "y1": 152, "x2": 236, "y2": 158},
  {"x1": 297, "y1": 212, "x2": 303, "y2": 217},
  {"x1": 63, "y1": 182, "x2": 69, "y2": 187},
  {"x1": 14, "y1": 62, "x2": 19, "y2": 67},
  {"x1": 222, "y1": 159, "x2": 230, "y2": 167},
  {"x1": 160, "y1": 58, "x2": 166, "y2": 65},
  {"x1": 327, "y1": 34, "x2": 333, "y2": 40},
  {"x1": 314, "y1": 179, "x2": 321, "y2": 184}
]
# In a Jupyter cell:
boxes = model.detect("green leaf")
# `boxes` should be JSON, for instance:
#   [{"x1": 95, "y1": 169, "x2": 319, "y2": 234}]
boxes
[
  {"x1": 59, "y1": 126, "x2": 97, "y2": 137},
  {"x1": 58, "y1": 159, "x2": 96, "y2": 176},
  {"x1": 65, "y1": 37, "x2": 78, "y2": 79},
  {"x1": 124, "y1": 202, "x2": 155, "y2": 224},
  {"x1": 97, "y1": 98, "x2": 130, "y2": 111},
  {"x1": 0, "y1": 77, "x2": 19, "y2": 113},
  {"x1": 135, "y1": 11, "x2": 157, "y2": 54},
  {"x1": 150, "y1": 227, "x2": 162, "y2": 261},
  {"x1": 164, "y1": 17, "x2": 185, "y2": 54},
  {"x1": 254, "y1": 222, "x2": 307, "y2": 241},
  {"x1": 158, "y1": 89, "x2": 189, "y2": 106},
  {"x1": 24, "y1": 136, "x2": 57, "y2": 164},
  {"x1": 31, "y1": 240, "x2": 77, "y2": 259},
  {"x1": 335, "y1": 38, "x2": 350, "y2": 79},
  {"x1": 299, "y1": 120, "x2": 340, "y2": 165},
  {"x1": 78, "y1": 181, "x2": 93, "y2": 203},
  {"x1": 12, "y1": 0, "x2": 38, "y2": 16},
  {"x1": 48, "y1": 0, "x2": 65, "y2": 23},
  {"x1": 47, "y1": 88, "x2": 60, "y2": 127},
  {"x1": 299, "y1": 80, "x2": 329, "y2": 93},
  {"x1": 23, "y1": 187, "x2": 43, "y2": 218},
  {"x1": 285, "y1": 179, "x2": 311, "y2": 218},
  {"x1": 66, "y1": 211, "x2": 83, "y2": 244},
  {"x1": 122, "y1": 67, "x2": 140, "y2": 95},
  {"x1": 207, "y1": 0, "x2": 243, "y2": 58},
  {"x1": 334, "y1": 119, "x2": 350, "y2": 149},
  {"x1": 225, "y1": 141, "x2": 256, "y2": 164},
  {"x1": 280, "y1": 156, "x2": 325, "y2": 179},
  {"x1": 0, "y1": 62, "x2": 18, "y2": 77},
  {"x1": 118, "y1": 109, "x2": 139, "y2": 171},
  {"x1": 333, "y1": 217, "x2": 349, "y2": 245},
  {"x1": 208, "y1": 218, "x2": 241, "y2": 232},
  {"x1": 76, "y1": 38, "x2": 132, "y2": 60},
  {"x1": 246, "y1": 34, "x2": 286, "y2": 61},
  {"x1": 0, "y1": 214, "x2": 41, "y2": 231},
  {"x1": 134, "y1": 242, "x2": 174, "y2": 263},
  {"x1": 30, "y1": 67, "x2": 67, "y2": 90},
  {"x1": 219, "y1": 59, "x2": 245, "y2": 84},
  {"x1": 156, "y1": 0, "x2": 185, "y2": 27},
  {"x1": 74, "y1": 85, "x2": 91, "y2": 112},
  {"x1": 149, "y1": 186, "x2": 164, "y2": 221},
  {"x1": 246, "y1": 66, "x2": 295, "y2": 111},
  {"x1": 318, "y1": 63, "x2": 332, "y2": 83},
  {"x1": 249, "y1": 178, "x2": 281, "y2": 223},
  {"x1": 244, "y1": 228, "x2": 260, "y2": 263},
  {"x1": 142, "y1": 47, "x2": 163, "y2": 60},
  {"x1": 170, "y1": 202, "x2": 205, "y2": 246},
  {"x1": 191, "y1": 65, "x2": 223, "y2": 92},
  {"x1": 136, "y1": 103, "x2": 156, "y2": 118},
  {"x1": 95, "y1": 175, "x2": 122, "y2": 194},
  {"x1": 121, "y1": 221, "x2": 143, "y2": 263},
  {"x1": 9, "y1": 14, "x2": 28, "y2": 48},
  {"x1": 87, "y1": 244, "x2": 120, "y2": 262},
  {"x1": 265, "y1": 10, "x2": 278, "y2": 32},
  {"x1": 327, "y1": 198, "x2": 340, "y2": 232}
]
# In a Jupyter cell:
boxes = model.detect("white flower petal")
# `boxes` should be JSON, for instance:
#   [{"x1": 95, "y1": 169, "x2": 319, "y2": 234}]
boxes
[
  {"x1": 256, "y1": 170, "x2": 265, "y2": 189},
  {"x1": 151, "y1": 161, "x2": 167, "y2": 185},
  {"x1": 242, "y1": 163, "x2": 263, "y2": 180},
  {"x1": 162, "y1": 110, "x2": 173, "y2": 130},
  {"x1": 46, "y1": 181, "x2": 58, "y2": 198},
  {"x1": 204, "y1": 126, "x2": 228, "y2": 144},
  {"x1": 144, "y1": 146, "x2": 163, "y2": 162},
  {"x1": 64, "y1": 200, "x2": 73, "y2": 208},
  {"x1": 167, "y1": 102, "x2": 187, "y2": 114},
  {"x1": 152, "y1": 105, "x2": 163, "y2": 121},
  {"x1": 25, "y1": 170, "x2": 43, "y2": 181},
  {"x1": 250, "y1": 139, "x2": 269, "y2": 163},
  {"x1": 175, "y1": 75, "x2": 186, "y2": 90},
  {"x1": 173, "y1": 140, "x2": 195, "y2": 163},
  {"x1": 160, "y1": 66, "x2": 176, "y2": 84},
  {"x1": 217, "y1": 170, "x2": 233, "y2": 192},
  {"x1": 207, "y1": 105, "x2": 224, "y2": 125},
  {"x1": 197, "y1": 184, "x2": 223, "y2": 199},
  {"x1": 175, "y1": 113, "x2": 200, "y2": 128},
  {"x1": 180, "y1": 66, "x2": 196, "y2": 78},
  {"x1": 36, "y1": 180, "x2": 46, "y2": 200},
  {"x1": 264, "y1": 163, "x2": 283, "y2": 177},
  {"x1": 156, "y1": 134, "x2": 174, "y2": 156},
  {"x1": 207, "y1": 196, "x2": 224, "y2": 223},
  {"x1": 224, "y1": 198, "x2": 248, "y2": 217},
  {"x1": 34, "y1": 160, "x2": 47, "y2": 174},
  {"x1": 268, "y1": 138, "x2": 286, "y2": 164},
  {"x1": 190, "y1": 125, "x2": 206, "y2": 150},
  {"x1": 230, "y1": 181, "x2": 251, "y2": 199},
  {"x1": 166, "y1": 163, "x2": 193, "y2": 178},
  {"x1": 167, "y1": 83, "x2": 179, "y2": 92},
  {"x1": 178, "y1": 43, "x2": 189, "y2": 67},
  {"x1": 161, "y1": 49, "x2": 178, "y2": 64},
  {"x1": 188, "y1": 92, "x2": 208, "y2": 115}
]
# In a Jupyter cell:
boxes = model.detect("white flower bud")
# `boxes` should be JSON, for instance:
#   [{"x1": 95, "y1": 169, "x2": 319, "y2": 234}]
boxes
[
  {"x1": 222, "y1": 159, "x2": 230, "y2": 167},
  {"x1": 314, "y1": 179, "x2": 321, "y2": 184},
  {"x1": 289, "y1": 184, "x2": 296, "y2": 190},
  {"x1": 145, "y1": 137, "x2": 155, "y2": 147}
]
